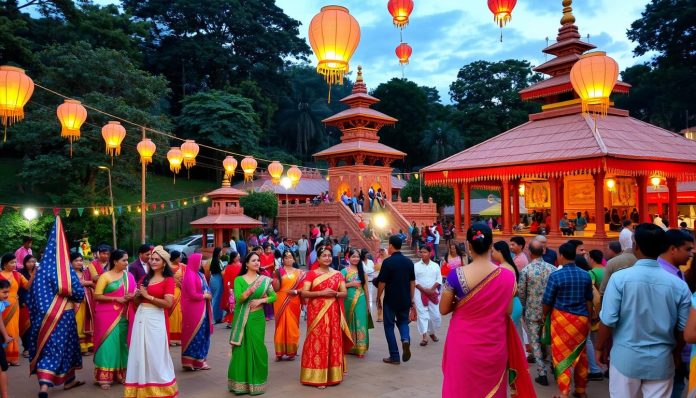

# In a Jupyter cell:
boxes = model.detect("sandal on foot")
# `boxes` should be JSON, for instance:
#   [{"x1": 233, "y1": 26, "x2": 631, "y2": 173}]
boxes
[
  {"x1": 100, "y1": 384, "x2": 111, "y2": 391},
  {"x1": 419, "y1": 340, "x2": 428, "y2": 346},
  {"x1": 64, "y1": 380, "x2": 85, "y2": 390},
  {"x1": 430, "y1": 334, "x2": 439, "y2": 342}
]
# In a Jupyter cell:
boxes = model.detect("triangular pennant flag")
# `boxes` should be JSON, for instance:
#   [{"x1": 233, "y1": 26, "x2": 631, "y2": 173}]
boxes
[
  {"x1": 38, "y1": 208, "x2": 44, "y2": 216},
  {"x1": 169, "y1": 201, "x2": 174, "y2": 209},
  {"x1": 11, "y1": 206, "x2": 19, "y2": 211},
  {"x1": 160, "y1": 202, "x2": 165, "y2": 209},
  {"x1": 151, "y1": 203, "x2": 156, "y2": 211},
  {"x1": 65, "y1": 208, "x2": 71, "y2": 217},
  {"x1": 0, "y1": 205, "x2": 4, "y2": 215},
  {"x1": 77, "y1": 208, "x2": 84, "y2": 216},
  {"x1": 52, "y1": 208, "x2": 60, "y2": 216},
  {"x1": 117, "y1": 206, "x2": 123, "y2": 215}
]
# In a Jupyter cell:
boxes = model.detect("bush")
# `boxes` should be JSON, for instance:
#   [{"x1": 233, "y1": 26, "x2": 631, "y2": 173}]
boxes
[{"x1": 240, "y1": 190, "x2": 278, "y2": 220}]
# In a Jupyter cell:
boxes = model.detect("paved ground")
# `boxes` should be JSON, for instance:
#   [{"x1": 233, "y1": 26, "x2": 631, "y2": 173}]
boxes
[{"x1": 8, "y1": 315, "x2": 611, "y2": 397}]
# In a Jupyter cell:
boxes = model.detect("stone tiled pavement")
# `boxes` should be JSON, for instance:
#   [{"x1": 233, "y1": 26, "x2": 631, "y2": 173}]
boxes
[{"x1": 8, "y1": 315, "x2": 612, "y2": 397}]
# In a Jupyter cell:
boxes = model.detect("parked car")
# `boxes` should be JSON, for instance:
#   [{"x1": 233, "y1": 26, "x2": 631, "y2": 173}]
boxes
[{"x1": 165, "y1": 234, "x2": 212, "y2": 263}]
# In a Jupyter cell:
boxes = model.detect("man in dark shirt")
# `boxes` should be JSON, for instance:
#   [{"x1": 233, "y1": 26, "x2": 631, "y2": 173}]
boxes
[
  {"x1": 374, "y1": 235, "x2": 415, "y2": 365},
  {"x1": 534, "y1": 235, "x2": 558, "y2": 266},
  {"x1": 128, "y1": 244, "x2": 151, "y2": 284}
]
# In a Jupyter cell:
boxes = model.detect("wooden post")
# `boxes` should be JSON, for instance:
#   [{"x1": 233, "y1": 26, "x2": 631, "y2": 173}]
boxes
[
  {"x1": 453, "y1": 183, "x2": 462, "y2": 233},
  {"x1": 549, "y1": 177, "x2": 560, "y2": 236},
  {"x1": 502, "y1": 179, "x2": 512, "y2": 234},
  {"x1": 512, "y1": 180, "x2": 520, "y2": 229},
  {"x1": 668, "y1": 177, "x2": 678, "y2": 229},
  {"x1": 637, "y1": 175, "x2": 649, "y2": 223},
  {"x1": 594, "y1": 172, "x2": 607, "y2": 238},
  {"x1": 140, "y1": 127, "x2": 147, "y2": 244},
  {"x1": 463, "y1": 182, "x2": 471, "y2": 232}
]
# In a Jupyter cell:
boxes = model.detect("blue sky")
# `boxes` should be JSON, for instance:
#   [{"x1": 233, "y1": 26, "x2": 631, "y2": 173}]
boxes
[{"x1": 276, "y1": 0, "x2": 652, "y2": 101}]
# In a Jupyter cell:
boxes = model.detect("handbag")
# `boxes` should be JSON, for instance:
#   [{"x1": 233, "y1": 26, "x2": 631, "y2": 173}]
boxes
[{"x1": 409, "y1": 304, "x2": 417, "y2": 322}]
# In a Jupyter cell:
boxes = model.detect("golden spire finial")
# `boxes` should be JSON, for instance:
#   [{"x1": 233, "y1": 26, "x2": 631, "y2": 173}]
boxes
[
  {"x1": 357, "y1": 65, "x2": 363, "y2": 82},
  {"x1": 561, "y1": 0, "x2": 575, "y2": 25}
]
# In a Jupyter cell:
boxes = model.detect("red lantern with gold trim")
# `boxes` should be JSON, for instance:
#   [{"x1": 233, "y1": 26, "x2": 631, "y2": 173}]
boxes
[
  {"x1": 395, "y1": 43, "x2": 412, "y2": 65},
  {"x1": 387, "y1": 0, "x2": 414, "y2": 28},
  {"x1": 488, "y1": 0, "x2": 517, "y2": 28}
]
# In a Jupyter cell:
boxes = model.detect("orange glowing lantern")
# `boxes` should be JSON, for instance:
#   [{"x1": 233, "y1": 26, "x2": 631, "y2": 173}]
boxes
[
  {"x1": 56, "y1": 99, "x2": 87, "y2": 156},
  {"x1": 267, "y1": 161, "x2": 284, "y2": 185},
  {"x1": 181, "y1": 139, "x2": 199, "y2": 169},
  {"x1": 241, "y1": 156, "x2": 257, "y2": 182},
  {"x1": 101, "y1": 121, "x2": 126, "y2": 158},
  {"x1": 287, "y1": 165, "x2": 302, "y2": 188},
  {"x1": 167, "y1": 147, "x2": 183, "y2": 176},
  {"x1": 308, "y1": 6, "x2": 361, "y2": 97},
  {"x1": 488, "y1": 0, "x2": 517, "y2": 28},
  {"x1": 387, "y1": 0, "x2": 414, "y2": 28},
  {"x1": 570, "y1": 52, "x2": 619, "y2": 117},
  {"x1": 223, "y1": 156, "x2": 238, "y2": 178},
  {"x1": 137, "y1": 138, "x2": 156, "y2": 165},
  {"x1": 395, "y1": 43, "x2": 413, "y2": 65},
  {"x1": 0, "y1": 65, "x2": 34, "y2": 141}
]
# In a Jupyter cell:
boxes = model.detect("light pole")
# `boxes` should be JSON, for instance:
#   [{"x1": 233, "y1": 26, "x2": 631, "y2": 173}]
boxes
[
  {"x1": 280, "y1": 176, "x2": 292, "y2": 237},
  {"x1": 98, "y1": 166, "x2": 118, "y2": 249},
  {"x1": 22, "y1": 207, "x2": 38, "y2": 237}
]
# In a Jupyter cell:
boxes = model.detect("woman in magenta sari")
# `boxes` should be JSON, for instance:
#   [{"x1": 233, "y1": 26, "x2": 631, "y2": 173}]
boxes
[
  {"x1": 181, "y1": 253, "x2": 213, "y2": 370},
  {"x1": 440, "y1": 223, "x2": 535, "y2": 398}
]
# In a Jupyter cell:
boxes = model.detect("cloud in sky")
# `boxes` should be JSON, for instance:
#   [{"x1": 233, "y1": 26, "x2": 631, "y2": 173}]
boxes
[{"x1": 277, "y1": 0, "x2": 651, "y2": 102}]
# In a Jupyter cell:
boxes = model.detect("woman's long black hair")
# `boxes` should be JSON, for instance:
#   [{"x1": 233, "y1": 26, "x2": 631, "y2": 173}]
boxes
[
  {"x1": 352, "y1": 248, "x2": 366, "y2": 285},
  {"x1": 493, "y1": 241, "x2": 519, "y2": 280},
  {"x1": 109, "y1": 249, "x2": 128, "y2": 270},
  {"x1": 209, "y1": 247, "x2": 223, "y2": 274},
  {"x1": 240, "y1": 252, "x2": 260, "y2": 276}
]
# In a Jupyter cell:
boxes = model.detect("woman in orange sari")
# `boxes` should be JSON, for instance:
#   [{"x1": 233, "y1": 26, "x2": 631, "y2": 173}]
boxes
[
  {"x1": 19, "y1": 254, "x2": 37, "y2": 359},
  {"x1": 299, "y1": 246, "x2": 353, "y2": 388},
  {"x1": 221, "y1": 251, "x2": 242, "y2": 327},
  {"x1": 169, "y1": 251, "x2": 185, "y2": 345},
  {"x1": 272, "y1": 250, "x2": 304, "y2": 361},
  {"x1": 0, "y1": 253, "x2": 31, "y2": 366}
]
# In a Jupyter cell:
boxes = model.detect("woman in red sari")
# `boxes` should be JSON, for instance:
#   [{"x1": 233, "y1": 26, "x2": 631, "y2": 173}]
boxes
[
  {"x1": 299, "y1": 246, "x2": 353, "y2": 389},
  {"x1": 221, "y1": 251, "x2": 242, "y2": 327}
]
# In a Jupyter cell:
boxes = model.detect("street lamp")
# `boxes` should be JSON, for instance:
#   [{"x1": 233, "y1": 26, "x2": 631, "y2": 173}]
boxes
[
  {"x1": 280, "y1": 176, "x2": 292, "y2": 237},
  {"x1": 98, "y1": 166, "x2": 118, "y2": 249},
  {"x1": 22, "y1": 207, "x2": 37, "y2": 236}
]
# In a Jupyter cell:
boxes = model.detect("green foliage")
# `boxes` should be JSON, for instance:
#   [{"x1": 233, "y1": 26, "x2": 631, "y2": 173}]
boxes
[
  {"x1": 177, "y1": 90, "x2": 261, "y2": 150},
  {"x1": 0, "y1": 212, "x2": 54, "y2": 255},
  {"x1": 240, "y1": 190, "x2": 277, "y2": 220},
  {"x1": 419, "y1": 121, "x2": 465, "y2": 164},
  {"x1": 399, "y1": 178, "x2": 453, "y2": 209}
]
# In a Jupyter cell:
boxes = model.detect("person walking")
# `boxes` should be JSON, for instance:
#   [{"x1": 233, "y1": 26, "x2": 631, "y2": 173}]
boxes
[
  {"x1": 543, "y1": 243, "x2": 594, "y2": 398},
  {"x1": 208, "y1": 247, "x2": 224, "y2": 323},
  {"x1": 599, "y1": 232, "x2": 638, "y2": 296},
  {"x1": 272, "y1": 250, "x2": 304, "y2": 361},
  {"x1": 297, "y1": 235, "x2": 309, "y2": 268},
  {"x1": 14, "y1": 236, "x2": 32, "y2": 271},
  {"x1": 0, "y1": 254, "x2": 31, "y2": 366},
  {"x1": 181, "y1": 253, "x2": 213, "y2": 371},
  {"x1": 518, "y1": 239, "x2": 557, "y2": 386},
  {"x1": 598, "y1": 224, "x2": 691, "y2": 397},
  {"x1": 432, "y1": 227, "x2": 441, "y2": 261},
  {"x1": 413, "y1": 246, "x2": 441, "y2": 347},
  {"x1": 374, "y1": 235, "x2": 415, "y2": 365}
]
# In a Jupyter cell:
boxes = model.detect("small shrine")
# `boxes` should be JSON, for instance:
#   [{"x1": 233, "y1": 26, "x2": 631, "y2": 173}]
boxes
[{"x1": 314, "y1": 66, "x2": 406, "y2": 209}]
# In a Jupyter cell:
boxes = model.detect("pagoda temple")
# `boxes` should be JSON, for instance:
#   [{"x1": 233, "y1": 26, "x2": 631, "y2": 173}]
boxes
[
  {"x1": 314, "y1": 66, "x2": 405, "y2": 209},
  {"x1": 422, "y1": 0, "x2": 696, "y2": 247}
]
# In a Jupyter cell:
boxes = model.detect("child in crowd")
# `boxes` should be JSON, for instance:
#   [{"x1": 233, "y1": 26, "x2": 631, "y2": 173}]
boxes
[{"x1": 0, "y1": 279, "x2": 13, "y2": 398}]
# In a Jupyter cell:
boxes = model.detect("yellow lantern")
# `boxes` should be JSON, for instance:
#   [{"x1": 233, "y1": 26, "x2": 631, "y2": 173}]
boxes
[
  {"x1": 56, "y1": 99, "x2": 87, "y2": 156},
  {"x1": 606, "y1": 178, "x2": 616, "y2": 191},
  {"x1": 651, "y1": 175, "x2": 662, "y2": 188},
  {"x1": 0, "y1": 65, "x2": 35, "y2": 141},
  {"x1": 518, "y1": 183, "x2": 525, "y2": 196},
  {"x1": 267, "y1": 161, "x2": 284, "y2": 185},
  {"x1": 167, "y1": 147, "x2": 183, "y2": 183},
  {"x1": 241, "y1": 156, "x2": 257, "y2": 182},
  {"x1": 101, "y1": 121, "x2": 126, "y2": 158},
  {"x1": 223, "y1": 156, "x2": 238, "y2": 177},
  {"x1": 181, "y1": 139, "x2": 199, "y2": 169},
  {"x1": 570, "y1": 52, "x2": 619, "y2": 117},
  {"x1": 137, "y1": 138, "x2": 156, "y2": 165},
  {"x1": 287, "y1": 165, "x2": 302, "y2": 187},
  {"x1": 308, "y1": 6, "x2": 361, "y2": 96}
]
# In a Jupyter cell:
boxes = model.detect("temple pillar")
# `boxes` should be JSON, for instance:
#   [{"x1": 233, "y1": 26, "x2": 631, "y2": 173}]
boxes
[
  {"x1": 201, "y1": 229, "x2": 208, "y2": 248},
  {"x1": 667, "y1": 177, "x2": 678, "y2": 229},
  {"x1": 549, "y1": 177, "x2": 561, "y2": 236},
  {"x1": 453, "y1": 183, "x2": 462, "y2": 233},
  {"x1": 502, "y1": 179, "x2": 512, "y2": 234},
  {"x1": 512, "y1": 180, "x2": 520, "y2": 229},
  {"x1": 637, "y1": 175, "x2": 649, "y2": 223},
  {"x1": 558, "y1": 176, "x2": 565, "y2": 219},
  {"x1": 594, "y1": 172, "x2": 607, "y2": 238},
  {"x1": 463, "y1": 182, "x2": 471, "y2": 232}
]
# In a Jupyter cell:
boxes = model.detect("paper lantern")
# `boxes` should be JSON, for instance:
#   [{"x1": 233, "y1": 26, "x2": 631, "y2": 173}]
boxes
[
  {"x1": 487, "y1": 0, "x2": 517, "y2": 28},
  {"x1": 241, "y1": 156, "x2": 257, "y2": 182},
  {"x1": 223, "y1": 156, "x2": 238, "y2": 177},
  {"x1": 308, "y1": 6, "x2": 361, "y2": 88},
  {"x1": 167, "y1": 147, "x2": 183, "y2": 174},
  {"x1": 387, "y1": 0, "x2": 414, "y2": 28},
  {"x1": 570, "y1": 52, "x2": 619, "y2": 117},
  {"x1": 606, "y1": 178, "x2": 616, "y2": 191},
  {"x1": 0, "y1": 65, "x2": 34, "y2": 140},
  {"x1": 651, "y1": 175, "x2": 662, "y2": 188},
  {"x1": 181, "y1": 139, "x2": 199, "y2": 169},
  {"x1": 101, "y1": 121, "x2": 126, "y2": 157},
  {"x1": 267, "y1": 161, "x2": 284, "y2": 185},
  {"x1": 518, "y1": 183, "x2": 525, "y2": 196},
  {"x1": 56, "y1": 99, "x2": 87, "y2": 156},
  {"x1": 395, "y1": 43, "x2": 412, "y2": 65},
  {"x1": 287, "y1": 165, "x2": 302, "y2": 188},
  {"x1": 137, "y1": 138, "x2": 156, "y2": 165}
]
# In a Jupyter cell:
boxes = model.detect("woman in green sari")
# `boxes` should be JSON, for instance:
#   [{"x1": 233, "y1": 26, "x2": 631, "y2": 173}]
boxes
[
  {"x1": 342, "y1": 248, "x2": 370, "y2": 357},
  {"x1": 228, "y1": 252, "x2": 276, "y2": 395}
]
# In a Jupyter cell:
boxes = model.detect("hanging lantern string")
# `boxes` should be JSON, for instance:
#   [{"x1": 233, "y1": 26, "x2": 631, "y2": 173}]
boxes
[{"x1": 32, "y1": 82, "x2": 325, "y2": 171}]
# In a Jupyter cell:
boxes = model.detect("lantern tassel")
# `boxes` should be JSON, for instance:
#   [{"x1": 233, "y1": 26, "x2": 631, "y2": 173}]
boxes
[
  {"x1": 327, "y1": 85, "x2": 331, "y2": 104},
  {"x1": 3, "y1": 125, "x2": 6, "y2": 143},
  {"x1": 173, "y1": 173, "x2": 176, "y2": 185},
  {"x1": 500, "y1": 27, "x2": 503, "y2": 43}
]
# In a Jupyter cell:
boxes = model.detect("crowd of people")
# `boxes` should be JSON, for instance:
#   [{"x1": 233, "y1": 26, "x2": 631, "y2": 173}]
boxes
[{"x1": 5, "y1": 213, "x2": 696, "y2": 398}]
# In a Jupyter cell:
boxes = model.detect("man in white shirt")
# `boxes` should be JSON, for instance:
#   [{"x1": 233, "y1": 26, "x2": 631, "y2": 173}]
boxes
[
  {"x1": 619, "y1": 219, "x2": 634, "y2": 249},
  {"x1": 414, "y1": 246, "x2": 441, "y2": 346},
  {"x1": 432, "y1": 228, "x2": 441, "y2": 261},
  {"x1": 229, "y1": 237, "x2": 237, "y2": 254},
  {"x1": 297, "y1": 235, "x2": 309, "y2": 267}
]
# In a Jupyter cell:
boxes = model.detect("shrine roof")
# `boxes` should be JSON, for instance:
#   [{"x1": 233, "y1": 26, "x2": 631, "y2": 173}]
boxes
[
  {"x1": 519, "y1": 74, "x2": 631, "y2": 100},
  {"x1": 233, "y1": 177, "x2": 330, "y2": 197},
  {"x1": 313, "y1": 141, "x2": 406, "y2": 158},
  {"x1": 205, "y1": 186, "x2": 248, "y2": 198},
  {"x1": 322, "y1": 107, "x2": 398, "y2": 124},
  {"x1": 190, "y1": 213, "x2": 261, "y2": 228},
  {"x1": 422, "y1": 111, "x2": 696, "y2": 173}
]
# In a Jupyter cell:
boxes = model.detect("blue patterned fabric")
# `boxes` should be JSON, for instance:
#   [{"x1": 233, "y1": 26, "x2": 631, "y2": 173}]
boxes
[
  {"x1": 183, "y1": 272, "x2": 211, "y2": 362},
  {"x1": 542, "y1": 263, "x2": 593, "y2": 316}
]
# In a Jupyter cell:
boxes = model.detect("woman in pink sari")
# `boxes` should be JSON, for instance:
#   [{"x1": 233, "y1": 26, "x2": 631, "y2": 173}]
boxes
[
  {"x1": 181, "y1": 253, "x2": 213, "y2": 370},
  {"x1": 440, "y1": 223, "x2": 535, "y2": 398}
]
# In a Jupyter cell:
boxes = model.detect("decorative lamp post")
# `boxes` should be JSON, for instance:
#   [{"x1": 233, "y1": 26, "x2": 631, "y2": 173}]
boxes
[
  {"x1": 137, "y1": 138, "x2": 156, "y2": 165},
  {"x1": 0, "y1": 66, "x2": 34, "y2": 141},
  {"x1": 181, "y1": 139, "x2": 199, "y2": 169},
  {"x1": 387, "y1": 0, "x2": 414, "y2": 28},
  {"x1": 487, "y1": 0, "x2": 517, "y2": 41},
  {"x1": 56, "y1": 99, "x2": 87, "y2": 157},
  {"x1": 570, "y1": 51, "x2": 619, "y2": 117},
  {"x1": 287, "y1": 165, "x2": 302, "y2": 188},
  {"x1": 241, "y1": 156, "x2": 257, "y2": 182},
  {"x1": 22, "y1": 207, "x2": 38, "y2": 237},
  {"x1": 167, "y1": 147, "x2": 183, "y2": 183},
  {"x1": 97, "y1": 166, "x2": 117, "y2": 249},
  {"x1": 101, "y1": 121, "x2": 126, "y2": 163},
  {"x1": 308, "y1": 5, "x2": 361, "y2": 101},
  {"x1": 268, "y1": 161, "x2": 284, "y2": 185},
  {"x1": 280, "y1": 176, "x2": 292, "y2": 237},
  {"x1": 223, "y1": 156, "x2": 238, "y2": 178},
  {"x1": 395, "y1": 43, "x2": 413, "y2": 65}
]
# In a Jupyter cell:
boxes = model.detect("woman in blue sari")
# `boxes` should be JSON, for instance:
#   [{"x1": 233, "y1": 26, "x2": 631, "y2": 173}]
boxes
[{"x1": 181, "y1": 253, "x2": 213, "y2": 370}]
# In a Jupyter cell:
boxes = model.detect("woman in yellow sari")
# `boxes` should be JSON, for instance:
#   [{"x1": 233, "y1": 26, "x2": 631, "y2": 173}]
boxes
[
  {"x1": 272, "y1": 250, "x2": 304, "y2": 361},
  {"x1": 169, "y1": 251, "x2": 184, "y2": 346},
  {"x1": 0, "y1": 253, "x2": 31, "y2": 365},
  {"x1": 70, "y1": 253, "x2": 94, "y2": 355}
]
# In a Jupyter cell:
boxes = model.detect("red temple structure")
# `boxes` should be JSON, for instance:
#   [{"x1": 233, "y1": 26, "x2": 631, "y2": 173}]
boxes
[{"x1": 422, "y1": 0, "x2": 696, "y2": 248}]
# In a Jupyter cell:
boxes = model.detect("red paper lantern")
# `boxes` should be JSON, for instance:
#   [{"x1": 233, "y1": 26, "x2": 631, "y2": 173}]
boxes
[
  {"x1": 487, "y1": 0, "x2": 517, "y2": 28},
  {"x1": 387, "y1": 0, "x2": 414, "y2": 28},
  {"x1": 395, "y1": 43, "x2": 413, "y2": 65}
]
